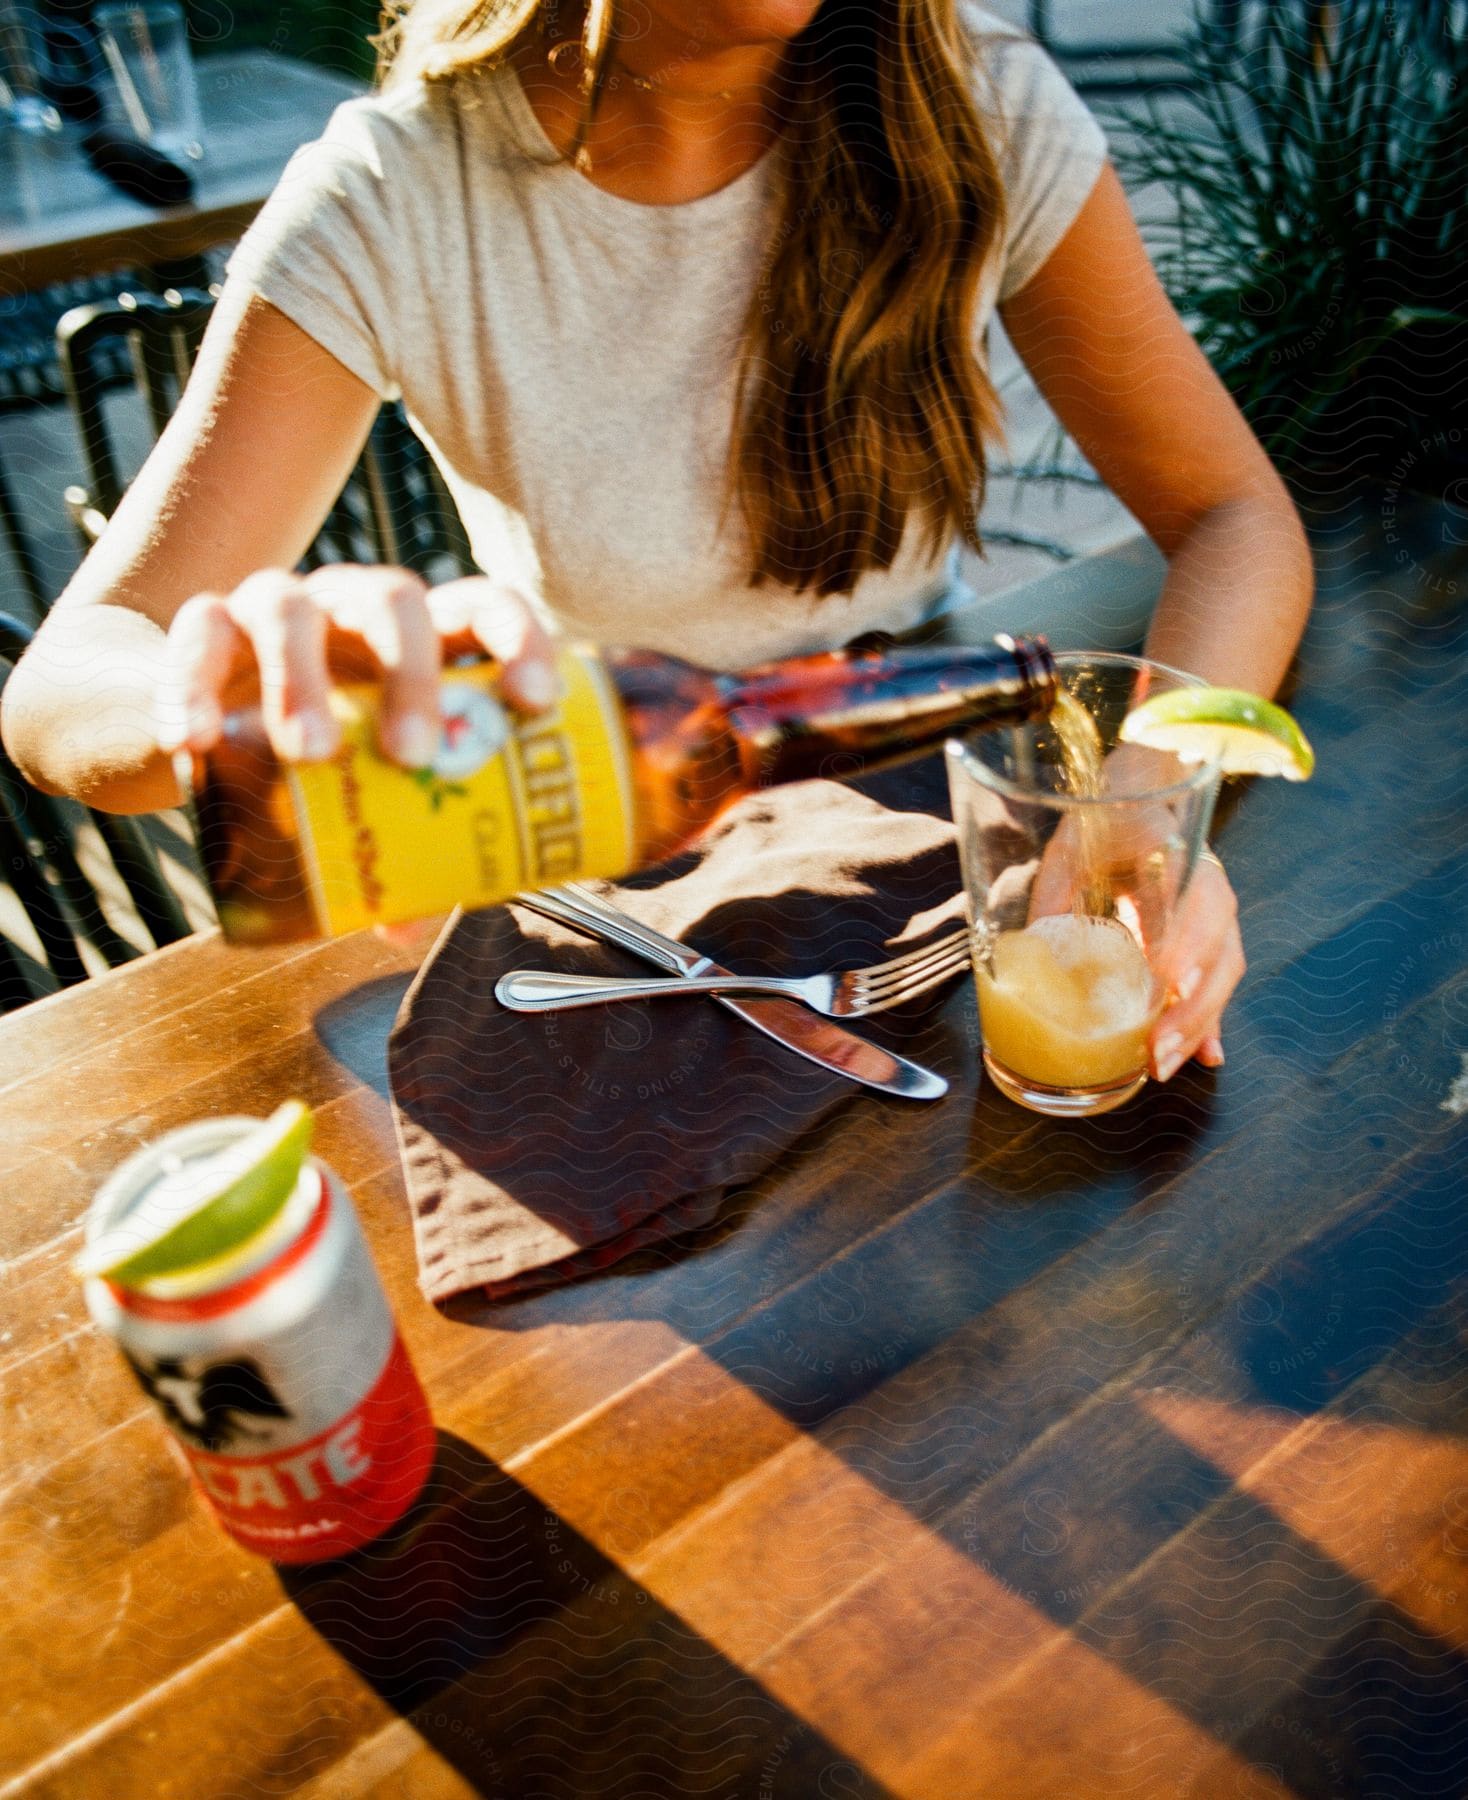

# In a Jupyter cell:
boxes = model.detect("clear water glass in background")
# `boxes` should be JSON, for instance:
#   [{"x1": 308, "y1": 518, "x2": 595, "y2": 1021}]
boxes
[
  {"x1": 93, "y1": 0, "x2": 201, "y2": 160},
  {"x1": 0, "y1": 2, "x2": 63, "y2": 135},
  {"x1": 946, "y1": 652, "x2": 1222, "y2": 1119}
]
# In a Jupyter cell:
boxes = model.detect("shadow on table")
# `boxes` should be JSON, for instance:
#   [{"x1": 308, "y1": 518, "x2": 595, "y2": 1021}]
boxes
[
  {"x1": 279, "y1": 1430, "x2": 896, "y2": 1800},
  {"x1": 967, "y1": 1059, "x2": 1221, "y2": 1199},
  {"x1": 275, "y1": 1404, "x2": 1468, "y2": 1800},
  {"x1": 434, "y1": 1114, "x2": 1468, "y2": 1794},
  {"x1": 306, "y1": 998, "x2": 1468, "y2": 1796},
  {"x1": 314, "y1": 972, "x2": 417, "y2": 1101}
]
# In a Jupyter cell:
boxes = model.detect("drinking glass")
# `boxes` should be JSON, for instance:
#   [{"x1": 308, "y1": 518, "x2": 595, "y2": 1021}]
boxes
[
  {"x1": 93, "y1": 0, "x2": 201, "y2": 160},
  {"x1": 946, "y1": 652, "x2": 1222, "y2": 1118}
]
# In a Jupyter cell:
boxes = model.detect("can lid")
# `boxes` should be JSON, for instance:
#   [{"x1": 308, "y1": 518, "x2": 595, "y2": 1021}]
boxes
[
  {"x1": 105, "y1": 1165, "x2": 328, "y2": 1316},
  {"x1": 82, "y1": 1113, "x2": 317, "y2": 1298},
  {"x1": 116, "y1": 1162, "x2": 324, "y2": 1302},
  {"x1": 89, "y1": 1118, "x2": 266, "y2": 1236}
]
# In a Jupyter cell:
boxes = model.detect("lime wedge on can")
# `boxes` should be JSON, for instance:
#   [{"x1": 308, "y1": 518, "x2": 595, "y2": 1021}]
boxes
[
  {"x1": 75, "y1": 1100, "x2": 315, "y2": 1285},
  {"x1": 1119, "y1": 687, "x2": 1315, "y2": 781}
]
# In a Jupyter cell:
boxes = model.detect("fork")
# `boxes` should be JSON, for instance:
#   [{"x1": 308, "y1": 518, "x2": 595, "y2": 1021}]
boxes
[{"x1": 494, "y1": 926, "x2": 971, "y2": 1018}]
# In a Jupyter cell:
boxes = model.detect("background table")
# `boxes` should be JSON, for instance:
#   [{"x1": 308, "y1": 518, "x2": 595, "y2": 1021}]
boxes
[
  {"x1": 0, "y1": 51, "x2": 360, "y2": 291},
  {"x1": 1, "y1": 493, "x2": 1466, "y2": 1798}
]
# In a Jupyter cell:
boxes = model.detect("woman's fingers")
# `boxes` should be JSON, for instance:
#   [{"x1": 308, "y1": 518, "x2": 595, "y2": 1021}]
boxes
[
  {"x1": 1152, "y1": 940, "x2": 1245, "y2": 1081},
  {"x1": 430, "y1": 578, "x2": 560, "y2": 712},
  {"x1": 156, "y1": 591, "x2": 251, "y2": 753},
  {"x1": 1027, "y1": 818, "x2": 1080, "y2": 921},
  {"x1": 305, "y1": 565, "x2": 439, "y2": 766},
  {"x1": 225, "y1": 570, "x2": 339, "y2": 762},
  {"x1": 158, "y1": 567, "x2": 560, "y2": 770},
  {"x1": 1029, "y1": 824, "x2": 1247, "y2": 1082},
  {"x1": 1150, "y1": 858, "x2": 1244, "y2": 1081}
]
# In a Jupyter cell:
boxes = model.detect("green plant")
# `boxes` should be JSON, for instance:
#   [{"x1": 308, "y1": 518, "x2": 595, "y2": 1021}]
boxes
[{"x1": 1117, "y1": 0, "x2": 1468, "y2": 487}]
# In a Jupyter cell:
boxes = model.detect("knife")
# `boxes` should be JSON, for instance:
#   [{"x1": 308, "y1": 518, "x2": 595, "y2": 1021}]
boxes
[{"x1": 514, "y1": 884, "x2": 948, "y2": 1102}]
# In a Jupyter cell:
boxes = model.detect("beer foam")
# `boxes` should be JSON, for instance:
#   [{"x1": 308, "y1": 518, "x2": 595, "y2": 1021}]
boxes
[{"x1": 1013, "y1": 914, "x2": 1152, "y2": 1035}]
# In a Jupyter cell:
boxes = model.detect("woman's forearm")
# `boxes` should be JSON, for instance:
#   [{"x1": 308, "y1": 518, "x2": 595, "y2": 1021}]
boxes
[
  {"x1": 1144, "y1": 485, "x2": 1315, "y2": 698},
  {"x1": 1000, "y1": 167, "x2": 1315, "y2": 699},
  {"x1": 1, "y1": 295, "x2": 381, "y2": 815},
  {"x1": 1, "y1": 604, "x2": 184, "y2": 814}
]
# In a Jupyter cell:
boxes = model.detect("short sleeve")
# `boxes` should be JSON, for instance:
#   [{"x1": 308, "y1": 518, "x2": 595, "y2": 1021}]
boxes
[
  {"x1": 224, "y1": 99, "x2": 407, "y2": 402},
  {"x1": 964, "y1": 11, "x2": 1109, "y2": 303}
]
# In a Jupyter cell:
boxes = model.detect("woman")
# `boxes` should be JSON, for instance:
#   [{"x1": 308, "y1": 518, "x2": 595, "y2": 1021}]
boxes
[{"x1": 1, "y1": 0, "x2": 1312, "y2": 1081}]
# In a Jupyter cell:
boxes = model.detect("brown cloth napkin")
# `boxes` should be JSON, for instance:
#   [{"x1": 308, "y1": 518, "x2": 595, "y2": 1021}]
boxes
[{"x1": 387, "y1": 759, "x2": 962, "y2": 1305}]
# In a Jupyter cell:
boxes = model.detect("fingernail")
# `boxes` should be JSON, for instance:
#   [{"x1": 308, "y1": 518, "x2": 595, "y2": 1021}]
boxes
[
  {"x1": 389, "y1": 713, "x2": 440, "y2": 768},
  {"x1": 514, "y1": 662, "x2": 560, "y2": 710},
  {"x1": 279, "y1": 711, "x2": 336, "y2": 761},
  {"x1": 1154, "y1": 1029, "x2": 1184, "y2": 1082},
  {"x1": 1200, "y1": 1037, "x2": 1226, "y2": 1068},
  {"x1": 1178, "y1": 966, "x2": 1202, "y2": 1003}
]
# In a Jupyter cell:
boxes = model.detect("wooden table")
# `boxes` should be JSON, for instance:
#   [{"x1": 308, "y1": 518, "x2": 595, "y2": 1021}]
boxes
[
  {"x1": 2, "y1": 493, "x2": 1467, "y2": 1798},
  {"x1": 0, "y1": 51, "x2": 360, "y2": 291}
]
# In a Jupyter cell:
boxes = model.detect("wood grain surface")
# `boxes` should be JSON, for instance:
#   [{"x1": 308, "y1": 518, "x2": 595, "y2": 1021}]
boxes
[
  {"x1": 1, "y1": 494, "x2": 1465, "y2": 1798},
  {"x1": 0, "y1": 53, "x2": 360, "y2": 289}
]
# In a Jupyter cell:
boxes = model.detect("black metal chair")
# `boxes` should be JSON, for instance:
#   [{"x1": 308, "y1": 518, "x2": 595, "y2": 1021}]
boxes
[
  {"x1": 56, "y1": 286, "x2": 476, "y2": 580},
  {"x1": 0, "y1": 270, "x2": 146, "y2": 612},
  {"x1": 0, "y1": 610, "x2": 192, "y2": 1011}
]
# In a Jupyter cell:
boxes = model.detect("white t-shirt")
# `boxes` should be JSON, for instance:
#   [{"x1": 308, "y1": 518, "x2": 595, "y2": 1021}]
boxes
[{"x1": 226, "y1": 5, "x2": 1106, "y2": 669}]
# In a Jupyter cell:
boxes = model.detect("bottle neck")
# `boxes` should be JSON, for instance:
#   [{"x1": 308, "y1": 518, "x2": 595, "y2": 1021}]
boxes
[{"x1": 718, "y1": 636, "x2": 1057, "y2": 787}]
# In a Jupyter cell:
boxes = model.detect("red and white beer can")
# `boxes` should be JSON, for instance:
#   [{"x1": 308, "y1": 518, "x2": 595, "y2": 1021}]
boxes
[{"x1": 83, "y1": 1117, "x2": 436, "y2": 1564}]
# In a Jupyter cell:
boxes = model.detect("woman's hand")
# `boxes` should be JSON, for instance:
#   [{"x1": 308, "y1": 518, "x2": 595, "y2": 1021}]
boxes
[
  {"x1": 1028, "y1": 822, "x2": 1243, "y2": 1083},
  {"x1": 1147, "y1": 850, "x2": 1242, "y2": 1080},
  {"x1": 152, "y1": 565, "x2": 559, "y2": 766}
]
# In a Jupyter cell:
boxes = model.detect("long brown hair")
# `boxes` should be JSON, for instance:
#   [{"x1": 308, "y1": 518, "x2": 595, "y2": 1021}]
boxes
[{"x1": 378, "y1": 2, "x2": 1007, "y2": 598}]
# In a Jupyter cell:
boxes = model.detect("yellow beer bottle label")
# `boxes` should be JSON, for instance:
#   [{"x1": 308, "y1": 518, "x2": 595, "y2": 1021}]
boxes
[{"x1": 284, "y1": 647, "x2": 636, "y2": 936}]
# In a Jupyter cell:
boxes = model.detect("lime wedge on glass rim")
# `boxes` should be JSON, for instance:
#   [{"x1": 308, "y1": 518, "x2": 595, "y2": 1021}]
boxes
[
  {"x1": 74, "y1": 1100, "x2": 315, "y2": 1286},
  {"x1": 1119, "y1": 687, "x2": 1315, "y2": 781}
]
